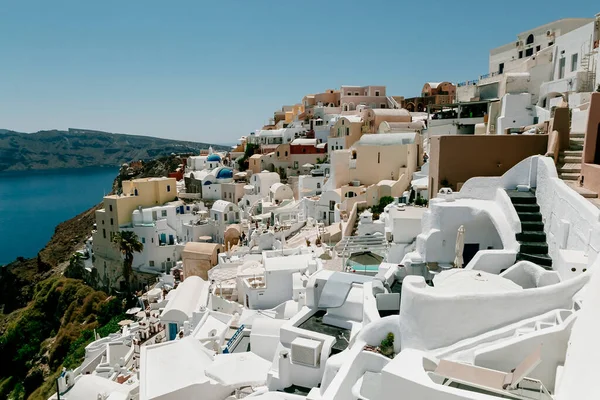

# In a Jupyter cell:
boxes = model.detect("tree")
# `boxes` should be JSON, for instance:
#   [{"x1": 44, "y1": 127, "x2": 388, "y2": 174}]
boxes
[
  {"x1": 111, "y1": 231, "x2": 143, "y2": 294},
  {"x1": 65, "y1": 253, "x2": 85, "y2": 280}
]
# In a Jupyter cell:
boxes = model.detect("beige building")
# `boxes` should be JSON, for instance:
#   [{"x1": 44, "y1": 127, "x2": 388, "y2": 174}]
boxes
[
  {"x1": 93, "y1": 177, "x2": 178, "y2": 290},
  {"x1": 328, "y1": 115, "x2": 364, "y2": 153},
  {"x1": 302, "y1": 89, "x2": 341, "y2": 108},
  {"x1": 331, "y1": 132, "x2": 423, "y2": 202},
  {"x1": 181, "y1": 242, "x2": 223, "y2": 280},
  {"x1": 428, "y1": 134, "x2": 549, "y2": 196},
  {"x1": 363, "y1": 108, "x2": 412, "y2": 133}
]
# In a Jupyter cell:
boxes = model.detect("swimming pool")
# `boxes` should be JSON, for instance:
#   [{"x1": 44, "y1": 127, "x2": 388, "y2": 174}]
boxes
[{"x1": 346, "y1": 260, "x2": 380, "y2": 273}]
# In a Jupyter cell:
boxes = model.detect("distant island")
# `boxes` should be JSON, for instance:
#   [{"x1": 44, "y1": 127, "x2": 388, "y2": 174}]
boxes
[{"x1": 0, "y1": 128, "x2": 231, "y2": 172}]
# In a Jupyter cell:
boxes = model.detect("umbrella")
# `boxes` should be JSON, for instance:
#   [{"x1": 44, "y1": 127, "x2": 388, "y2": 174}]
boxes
[
  {"x1": 302, "y1": 163, "x2": 314, "y2": 168},
  {"x1": 454, "y1": 225, "x2": 465, "y2": 268}
]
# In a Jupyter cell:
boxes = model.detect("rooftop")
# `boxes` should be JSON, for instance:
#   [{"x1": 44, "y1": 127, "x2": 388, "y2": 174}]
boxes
[
  {"x1": 140, "y1": 336, "x2": 214, "y2": 400},
  {"x1": 355, "y1": 132, "x2": 417, "y2": 146},
  {"x1": 161, "y1": 276, "x2": 208, "y2": 320}
]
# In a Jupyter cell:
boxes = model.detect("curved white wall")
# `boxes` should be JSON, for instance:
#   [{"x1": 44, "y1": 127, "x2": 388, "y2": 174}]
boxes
[{"x1": 399, "y1": 273, "x2": 589, "y2": 351}]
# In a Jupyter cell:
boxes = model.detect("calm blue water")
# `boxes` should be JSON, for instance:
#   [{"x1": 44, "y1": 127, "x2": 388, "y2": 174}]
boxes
[{"x1": 0, "y1": 167, "x2": 118, "y2": 265}]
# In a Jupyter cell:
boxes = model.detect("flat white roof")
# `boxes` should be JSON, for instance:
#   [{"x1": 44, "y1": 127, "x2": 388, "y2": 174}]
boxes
[
  {"x1": 388, "y1": 205, "x2": 426, "y2": 220},
  {"x1": 205, "y1": 352, "x2": 272, "y2": 388},
  {"x1": 264, "y1": 253, "x2": 313, "y2": 272},
  {"x1": 66, "y1": 375, "x2": 133, "y2": 399},
  {"x1": 433, "y1": 270, "x2": 522, "y2": 294},
  {"x1": 355, "y1": 132, "x2": 416, "y2": 146},
  {"x1": 140, "y1": 336, "x2": 214, "y2": 400},
  {"x1": 192, "y1": 313, "x2": 230, "y2": 340}
]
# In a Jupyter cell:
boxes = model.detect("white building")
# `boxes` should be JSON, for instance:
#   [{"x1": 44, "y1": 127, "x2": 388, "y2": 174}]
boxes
[
  {"x1": 160, "y1": 276, "x2": 210, "y2": 341},
  {"x1": 250, "y1": 171, "x2": 281, "y2": 197}
]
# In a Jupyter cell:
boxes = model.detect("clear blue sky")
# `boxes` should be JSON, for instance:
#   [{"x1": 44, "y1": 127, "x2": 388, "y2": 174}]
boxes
[{"x1": 0, "y1": 1, "x2": 597, "y2": 144}]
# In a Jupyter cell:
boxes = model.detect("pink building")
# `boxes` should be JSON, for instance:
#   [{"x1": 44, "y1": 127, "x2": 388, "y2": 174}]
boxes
[{"x1": 340, "y1": 85, "x2": 390, "y2": 111}]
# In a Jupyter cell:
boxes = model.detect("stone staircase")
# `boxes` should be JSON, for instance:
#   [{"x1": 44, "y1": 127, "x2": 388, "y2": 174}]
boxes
[
  {"x1": 507, "y1": 190, "x2": 552, "y2": 269},
  {"x1": 557, "y1": 132, "x2": 599, "y2": 202},
  {"x1": 557, "y1": 132, "x2": 584, "y2": 181}
]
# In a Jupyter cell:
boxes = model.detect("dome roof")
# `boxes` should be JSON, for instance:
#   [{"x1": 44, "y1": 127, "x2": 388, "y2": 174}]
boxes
[
  {"x1": 207, "y1": 154, "x2": 221, "y2": 162},
  {"x1": 216, "y1": 168, "x2": 233, "y2": 179}
]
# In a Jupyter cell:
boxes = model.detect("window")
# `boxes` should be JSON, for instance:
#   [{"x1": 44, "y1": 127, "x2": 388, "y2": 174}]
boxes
[
  {"x1": 571, "y1": 53, "x2": 578, "y2": 72},
  {"x1": 347, "y1": 92, "x2": 351, "y2": 96},
  {"x1": 342, "y1": 120, "x2": 344, "y2": 125},
  {"x1": 161, "y1": 210, "x2": 167, "y2": 217},
  {"x1": 548, "y1": 41, "x2": 554, "y2": 46},
  {"x1": 317, "y1": 183, "x2": 321, "y2": 189},
  {"x1": 167, "y1": 185, "x2": 171, "y2": 192},
  {"x1": 518, "y1": 50, "x2": 523, "y2": 59},
  {"x1": 285, "y1": 151, "x2": 288, "y2": 156},
  {"x1": 110, "y1": 218, "x2": 114, "y2": 225},
  {"x1": 346, "y1": 127, "x2": 350, "y2": 136},
  {"x1": 102, "y1": 220, "x2": 104, "y2": 225},
  {"x1": 109, "y1": 205, "x2": 113, "y2": 212},
  {"x1": 277, "y1": 151, "x2": 280, "y2": 157},
  {"x1": 525, "y1": 48, "x2": 533, "y2": 57},
  {"x1": 526, "y1": 34, "x2": 534, "y2": 45},
  {"x1": 380, "y1": 104, "x2": 386, "y2": 108},
  {"x1": 149, "y1": 261, "x2": 155, "y2": 267},
  {"x1": 499, "y1": 63, "x2": 504, "y2": 74},
  {"x1": 558, "y1": 57, "x2": 566, "y2": 79},
  {"x1": 536, "y1": 45, "x2": 541, "y2": 52},
  {"x1": 142, "y1": 237, "x2": 146, "y2": 244},
  {"x1": 329, "y1": 200, "x2": 336, "y2": 211},
  {"x1": 103, "y1": 229, "x2": 106, "y2": 239},
  {"x1": 375, "y1": 91, "x2": 380, "y2": 96},
  {"x1": 377, "y1": 152, "x2": 381, "y2": 164},
  {"x1": 224, "y1": 214, "x2": 228, "y2": 221},
  {"x1": 354, "y1": 92, "x2": 359, "y2": 96}
]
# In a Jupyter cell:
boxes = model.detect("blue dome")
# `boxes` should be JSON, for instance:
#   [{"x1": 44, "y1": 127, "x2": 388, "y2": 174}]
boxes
[
  {"x1": 207, "y1": 154, "x2": 221, "y2": 162},
  {"x1": 216, "y1": 168, "x2": 233, "y2": 179}
]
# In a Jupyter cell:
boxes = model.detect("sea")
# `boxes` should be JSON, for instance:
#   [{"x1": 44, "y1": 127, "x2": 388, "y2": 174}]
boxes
[{"x1": 0, "y1": 167, "x2": 119, "y2": 266}]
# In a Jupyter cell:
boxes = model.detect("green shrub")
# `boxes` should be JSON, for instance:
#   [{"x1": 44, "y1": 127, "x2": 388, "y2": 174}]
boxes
[
  {"x1": 380, "y1": 332, "x2": 395, "y2": 348},
  {"x1": 372, "y1": 196, "x2": 394, "y2": 214}
]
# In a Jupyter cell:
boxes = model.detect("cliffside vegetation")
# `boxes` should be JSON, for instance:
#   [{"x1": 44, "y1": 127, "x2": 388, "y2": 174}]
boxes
[
  {"x1": 0, "y1": 198, "x2": 127, "y2": 400},
  {"x1": 0, "y1": 151, "x2": 212, "y2": 398}
]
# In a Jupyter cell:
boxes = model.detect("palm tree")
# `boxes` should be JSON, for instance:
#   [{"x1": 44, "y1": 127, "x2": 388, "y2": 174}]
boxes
[{"x1": 112, "y1": 231, "x2": 144, "y2": 294}]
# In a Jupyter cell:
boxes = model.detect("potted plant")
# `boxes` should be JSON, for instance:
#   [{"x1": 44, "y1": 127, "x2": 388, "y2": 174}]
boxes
[{"x1": 379, "y1": 332, "x2": 395, "y2": 357}]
